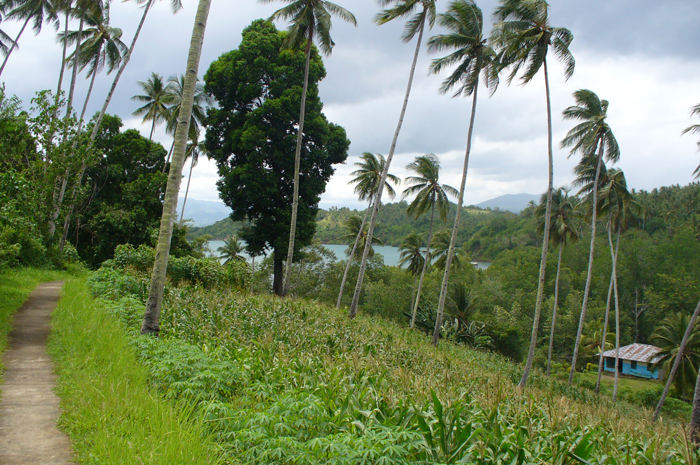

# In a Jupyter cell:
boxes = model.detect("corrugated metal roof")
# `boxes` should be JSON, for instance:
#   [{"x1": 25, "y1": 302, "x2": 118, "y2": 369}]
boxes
[{"x1": 601, "y1": 343, "x2": 662, "y2": 363}]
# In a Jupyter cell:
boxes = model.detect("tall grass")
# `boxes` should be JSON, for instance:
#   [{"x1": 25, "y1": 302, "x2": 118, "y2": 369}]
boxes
[
  {"x1": 0, "y1": 267, "x2": 68, "y2": 378},
  {"x1": 49, "y1": 279, "x2": 226, "y2": 464},
  {"x1": 87, "y1": 265, "x2": 698, "y2": 464}
]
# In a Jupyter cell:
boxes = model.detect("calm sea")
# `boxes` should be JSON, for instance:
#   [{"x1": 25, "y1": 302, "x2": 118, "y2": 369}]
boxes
[{"x1": 206, "y1": 241, "x2": 490, "y2": 270}]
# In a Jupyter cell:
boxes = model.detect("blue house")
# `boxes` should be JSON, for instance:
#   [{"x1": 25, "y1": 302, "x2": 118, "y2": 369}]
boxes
[{"x1": 601, "y1": 343, "x2": 662, "y2": 379}]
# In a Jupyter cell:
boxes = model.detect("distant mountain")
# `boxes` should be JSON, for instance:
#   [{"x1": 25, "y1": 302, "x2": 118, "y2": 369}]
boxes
[
  {"x1": 475, "y1": 193, "x2": 539, "y2": 213},
  {"x1": 177, "y1": 198, "x2": 231, "y2": 226}
]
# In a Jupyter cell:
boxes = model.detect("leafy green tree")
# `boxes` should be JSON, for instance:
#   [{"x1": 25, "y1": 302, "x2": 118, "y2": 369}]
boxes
[
  {"x1": 562, "y1": 89, "x2": 620, "y2": 385},
  {"x1": 348, "y1": 0, "x2": 435, "y2": 320},
  {"x1": 218, "y1": 235, "x2": 246, "y2": 264},
  {"x1": 492, "y1": 0, "x2": 575, "y2": 388},
  {"x1": 403, "y1": 153, "x2": 458, "y2": 329},
  {"x1": 682, "y1": 103, "x2": 700, "y2": 178},
  {"x1": 142, "y1": 0, "x2": 209, "y2": 336},
  {"x1": 132, "y1": 72, "x2": 171, "y2": 140},
  {"x1": 534, "y1": 188, "x2": 580, "y2": 375},
  {"x1": 265, "y1": 0, "x2": 356, "y2": 297},
  {"x1": 427, "y1": 0, "x2": 498, "y2": 346},
  {"x1": 336, "y1": 152, "x2": 398, "y2": 308},
  {"x1": 204, "y1": 20, "x2": 349, "y2": 296}
]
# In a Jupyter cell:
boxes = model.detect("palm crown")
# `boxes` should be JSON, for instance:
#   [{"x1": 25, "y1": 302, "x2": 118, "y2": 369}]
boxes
[
  {"x1": 398, "y1": 232, "x2": 425, "y2": 276},
  {"x1": 131, "y1": 72, "x2": 172, "y2": 139},
  {"x1": 265, "y1": 0, "x2": 356, "y2": 55},
  {"x1": 561, "y1": 89, "x2": 620, "y2": 164},
  {"x1": 375, "y1": 0, "x2": 436, "y2": 43},
  {"x1": 427, "y1": 0, "x2": 499, "y2": 97},
  {"x1": 402, "y1": 153, "x2": 458, "y2": 221},
  {"x1": 682, "y1": 103, "x2": 700, "y2": 178},
  {"x1": 491, "y1": 0, "x2": 574, "y2": 85},
  {"x1": 349, "y1": 152, "x2": 400, "y2": 202},
  {"x1": 535, "y1": 187, "x2": 580, "y2": 247}
]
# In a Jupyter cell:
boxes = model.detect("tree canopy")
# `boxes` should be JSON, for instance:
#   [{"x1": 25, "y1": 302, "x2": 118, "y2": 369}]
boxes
[{"x1": 204, "y1": 19, "x2": 349, "y2": 294}]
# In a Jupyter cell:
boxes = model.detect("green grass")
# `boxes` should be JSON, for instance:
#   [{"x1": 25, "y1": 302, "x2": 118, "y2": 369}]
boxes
[
  {"x1": 0, "y1": 267, "x2": 69, "y2": 379},
  {"x1": 579, "y1": 371, "x2": 661, "y2": 396},
  {"x1": 48, "y1": 278, "x2": 226, "y2": 465}
]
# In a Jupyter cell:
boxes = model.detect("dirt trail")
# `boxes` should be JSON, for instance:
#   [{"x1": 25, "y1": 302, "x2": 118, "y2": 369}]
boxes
[{"x1": 0, "y1": 281, "x2": 75, "y2": 464}]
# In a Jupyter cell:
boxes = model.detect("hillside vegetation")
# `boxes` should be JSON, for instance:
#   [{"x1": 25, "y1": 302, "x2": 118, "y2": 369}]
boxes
[{"x1": 86, "y1": 261, "x2": 697, "y2": 464}]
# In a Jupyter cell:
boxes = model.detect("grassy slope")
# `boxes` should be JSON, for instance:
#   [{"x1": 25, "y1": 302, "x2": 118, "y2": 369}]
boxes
[
  {"x1": 48, "y1": 278, "x2": 225, "y2": 464},
  {"x1": 87, "y1": 265, "x2": 697, "y2": 463},
  {"x1": 0, "y1": 267, "x2": 67, "y2": 379}
]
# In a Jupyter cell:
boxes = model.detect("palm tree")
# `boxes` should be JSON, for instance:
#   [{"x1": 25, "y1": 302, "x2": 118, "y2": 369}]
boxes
[
  {"x1": 430, "y1": 229, "x2": 465, "y2": 271},
  {"x1": 0, "y1": 0, "x2": 58, "y2": 77},
  {"x1": 398, "y1": 232, "x2": 425, "y2": 312},
  {"x1": 427, "y1": 0, "x2": 498, "y2": 347},
  {"x1": 60, "y1": 2, "x2": 128, "y2": 127},
  {"x1": 336, "y1": 152, "x2": 399, "y2": 309},
  {"x1": 65, "y1": 0, "x2": 103, "y2": 116},
  {"x1": 89, "y1": 0, "x2": 184, "y2": 142},
  {"x1": 562, "y1": 89, "x2": 620, "y2": 386},
  {"x1": 265, "y1": 0, "x2": 356, "y2": 298},
  {"x1": 582, "y1": 318, "x2": 615, "y2": 353},
  {"x1": 534, "y1": 188, "x2": 580, "y2": 376},
  {"x1": 347, "y1": 0, "x2": 435, "y2": 320},
  {"x1": 162, "y1": 73, "x2": 211, "y2": 168},
  {"x1": 218, "y1": 235, "x2": 246, "y2": 264},
  {"x1": 491, "y1": 0, "x2": 574, "y2": 387},
  {"x1": 131, "y1": 72, "x2": 171, "y2": 140},
  {"x1": 403, "y1": 153, "x2": 458, "y2": 329},
  {"x1": 682, "y1": 103, "x2": 700, "y2": 178},
  {"x1": 340, "y1": 215, "x2": 382, "y2": 259},
  {"x1": 0, "y1": 13, "x2": 17, "y2": 63},
  {"x1": 141, "y1": 0, "x2": 211, "y2": 336},
  {"x1": 651, "y1": 312, "x2": 700, "y2": 401}
]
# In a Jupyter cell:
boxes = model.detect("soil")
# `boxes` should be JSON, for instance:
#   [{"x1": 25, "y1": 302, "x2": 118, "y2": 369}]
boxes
[{"x1": 0, "y1": 281, "x2": 75, "y2": 464}]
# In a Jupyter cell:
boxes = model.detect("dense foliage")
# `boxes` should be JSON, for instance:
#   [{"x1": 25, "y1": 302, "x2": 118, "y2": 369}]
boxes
[{"x1": 204, "y1": 20, "x2": 350, "y2": 293}]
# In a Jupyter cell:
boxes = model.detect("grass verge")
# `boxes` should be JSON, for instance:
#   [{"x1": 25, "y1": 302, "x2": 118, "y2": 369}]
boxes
[
  {"x1": 0, "y1": 267, "x2": 69, "y2": 379},
  {"x1": 48, "y1": 278, "x2": 225, "y2": 464}
]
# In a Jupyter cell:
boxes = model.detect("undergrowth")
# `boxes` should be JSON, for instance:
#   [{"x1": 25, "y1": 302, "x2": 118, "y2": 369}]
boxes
[
  {"x1": 49, "y1": 279, "x2": 225, "y2": 464},
  {"x1": 88, "y1": 268, "x2": 699, "y2": 464}
]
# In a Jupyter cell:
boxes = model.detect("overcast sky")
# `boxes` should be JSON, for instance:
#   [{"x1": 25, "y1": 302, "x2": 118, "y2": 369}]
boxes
[{"x1": 2, "y1": 0, "x2": 699, "y2": 211}]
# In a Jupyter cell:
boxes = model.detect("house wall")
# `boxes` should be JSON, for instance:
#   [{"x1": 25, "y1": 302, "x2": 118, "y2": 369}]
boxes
[{"x1": 603, "y1": 358, "x2": 659, "y2": 379}]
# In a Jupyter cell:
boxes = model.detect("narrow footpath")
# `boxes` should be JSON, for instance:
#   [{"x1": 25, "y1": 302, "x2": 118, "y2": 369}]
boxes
[{"x1": 0, "y1": 281, "x2": 75, "y2": 464}]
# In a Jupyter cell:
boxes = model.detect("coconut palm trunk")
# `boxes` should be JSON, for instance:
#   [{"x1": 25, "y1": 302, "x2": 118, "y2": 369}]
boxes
[
  {"x1": 56, "y1": 9, "x2": 71, "y2": 101},
  {"x1": 78, "y1": 56, "x2": 100, "y2": 129},
  {"x1": 611, "y1": 226, "x2": 622, "y2": 401},
  {"x1": 141, "y1": 0, "x2": 211, "y2": 335},
  {"x1": 180, "y1": 153, "x2": 196, "y2": 223},
  {"x1": 546, "y1": 243, "x2": 564, "y2": 376},
  {"x1": 0, "y1": 16, "x2": 29, "y2": 77},
  {"x1": 66, "y1": 14, "x2": 84, "y2": 116},
  {"x1": 653, "y1": 303, "x2": 700, "y2": 421},
  {"x1": 433, "y1": 80, "x2": 478, "y2": 345},
  {"x1": 690, "y1": 364, "x2": 700, "y2": 444},
  {"x1": 595, "y1": 271, "x2": 615, "y2": 393},
  {"x1": 282, "y1": 23, "x2": 314, "y2": 297},
  {"x1": 90, "y1": 0, "x2": 154, "y2": 141},
  {"x1": 349, "y1": 19, "x2": 425, "y2": 319},
  {"x1": 336, "y1": 198, "x2": 373, "y2": 308},
  {"x1": 519, "y1": 57, "x2": 554, "y2": 388},
  {"x1": 568, "y1": 136, "x2": 605, "y2": 385},
  {"x1": 410, "y1": 202, "x2": 435, "y2": 328}
]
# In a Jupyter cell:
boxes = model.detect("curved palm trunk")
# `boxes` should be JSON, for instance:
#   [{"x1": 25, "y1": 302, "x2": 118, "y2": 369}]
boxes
[
  {"x1": 179, "y1": 154, "x2": 196, "y2": 223},
  {"x1": 519, "y1": 57, "x2": 554, "y2": 388},
  {"x1": 595, "y1": 270, "x2": 615, "y2": 393},
  {"x1": 282, "y1": 24, "x2": 314, "y2": 297},
  {"x1": 568, "y1": 136, "x2": 605, "y2": 386},
  {"x1": 56, "y1": 10, "x2": 70, "y2": 103},
  {"x1": 653, "y1": 298, "x2": 700, "y2": 421},
  {"x1": 611, "y1": 226, "x2": 621, "y2": 402},
  {"x1": 336, "y1": 198, "x2": 373, "y2": 308},
  {"x1": 348, "y1": 18, "x2": 425, "y2": 319},
  {"x1": 66, "y1": 14, "x2": 85, "y2": 116},
  {"x1": 90, "y1": 0, "x2": 154, "y2": 142},
  {"x1": 0, "y1": 16, "x2": 29, "y2": 77},
  {"x1": 149, "y1": 117, "x2": 157, "y2": 140},
  {"x1": 433, "y1": 81, "x2": 479, "y2": 346},
  {"x1": 546, "y1": 243, "x2": 564, "y2": 376},
  {"x1": 141, "y1": 0, "x2": 211, "y2": 335},
  {"x1": 410, "y1": 202, "x2": 436, "y2": 329},
  {"x1": 163, "y1": 140, "x2": 175, "y2": 172}
]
